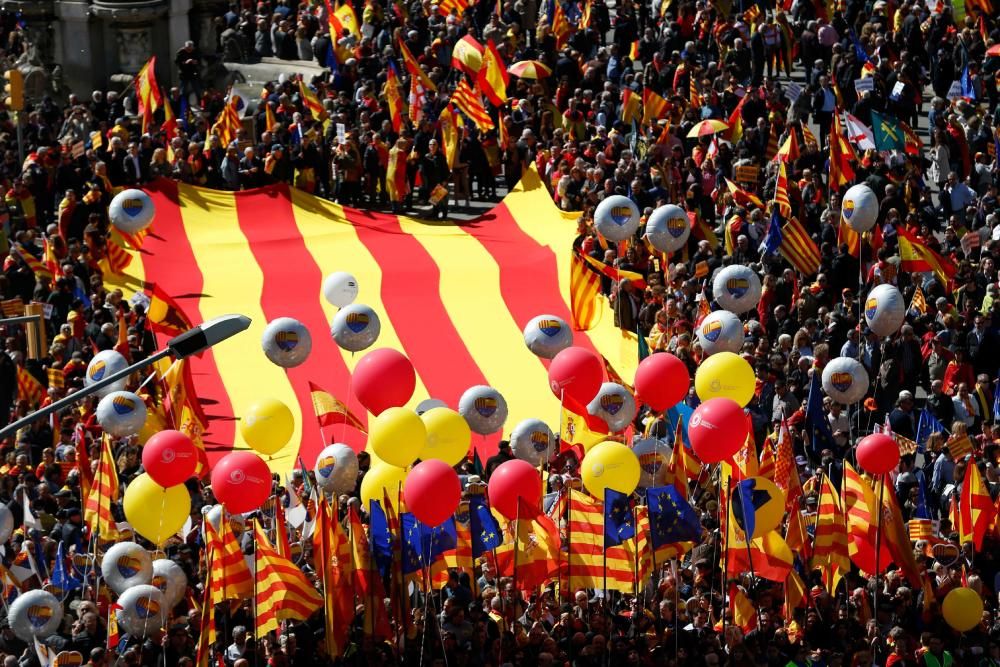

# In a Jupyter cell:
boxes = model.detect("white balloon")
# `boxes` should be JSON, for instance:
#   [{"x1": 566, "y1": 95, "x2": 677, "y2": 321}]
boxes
[
  {"x1": 101, "y1": 542, "x2": 153, "y2": 595},
  {"x1": 695, "y1": 310, "x2": 745, "y2": 355},
  {"x1": 0, "y1": 504, "x2": 12, "y2": 543},
  {"x1": 523, "y1": 314, "x2": 574, "y2": 359},
  {"x1": 586, "y1": 382, "x2": 637, "y2": 433},
  {"x1": 85, "y1": 350, "x2": 129, "y2": 397},
  {"x1": 631, "y1": 438, "x2": 671, "y2": 488},
  {"x1": 8, "y1": 589, "x2": 62, "y2": 641},
  {"x1": 330, "y1": 304, "x2": 380, "y2": 352},
  {"x1": 261, "y1": 317, "x2": 312, "y2": 368},
  {"x1": 96, "y1": 391, "x2": 147, "y2": 437},
  {"x1": 109, "y1": 188, "x2": 155, "y2": 235},
  {"x1": 322, "y1": 271, "x2": 359, "y2": 308},
  {"x1": 864, "y1": 284, "x2": 906, "y2": 337},
  {"x1": 594, "y1": 195, "x2": 640, "y2": 242},
  {"x1": 842, "y1": 184, "x2": 879, "y2": 233},
  {"x1": 314, "y1": 444, "x2": 360, "y2": 494},
  {"x1": 416, "y1": 398, "x2": 448, "y2": 415},
  {"x1": 712, "y1": 265, "x2": 762, "y2": 315},
  {"x1": 458, "y1": 386, "x2": 508, "y2": 435},
  {"x1": 822, "y1": 357, "x2": 870, "y2": 405},
  {"x1": 510, "y1": 418, "x2": 555, "y2": 466},
  {"x1": 116, "y1": 585, "x2": 167, "y2": 636},
  {"x1": 645, "y1": 204, "x2": 691, "y2": 254},
  {"x1": 151, "y1": 559, "x2": 188, "y2": 609}
]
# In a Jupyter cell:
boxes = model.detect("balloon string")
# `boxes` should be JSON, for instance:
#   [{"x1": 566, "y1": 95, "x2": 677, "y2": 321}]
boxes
[{"x1": 341, "y1": 351, "x2": 355, "y2": 444}]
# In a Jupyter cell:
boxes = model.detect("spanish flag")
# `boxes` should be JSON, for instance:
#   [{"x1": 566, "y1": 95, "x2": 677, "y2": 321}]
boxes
[
  {"x1": 621, "y1": 88, "x2": 641, "y2": 124},
  {"x1": 629, "y1": 40, "x2": 639, "y2": 60},
  {"x1": 477, "y1": 39, "x2": 509, "y2": 106},
  {"x1": 326, "y1": 0, "x2": 360, "y2": 63},
  {"x1": 896, "y1": 225, "x2": 957, "y2": 289},
  {"x1": 451, "y1": 34, "x2": 484, "y2": 77},
  {"x1": 439, "y1": 104, "x2": 460, "y2": 170},
  {"x1": 308, "y1": 381, "x2": 367, "y2": 433},
  {"x1": 397, "y1": 36, "x2": 437, "y2": 92},
  {"x1": 145, "y1": 283, "x2": 193, "y2": 336},
  {"x1": 641, "y1": 88, "x2": 669, "y2": 126}
]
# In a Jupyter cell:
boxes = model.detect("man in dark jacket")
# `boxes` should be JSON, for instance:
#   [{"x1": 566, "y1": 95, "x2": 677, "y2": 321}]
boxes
[{"x1": 421, "y1": 139, "x2": 451, "y2": 219}]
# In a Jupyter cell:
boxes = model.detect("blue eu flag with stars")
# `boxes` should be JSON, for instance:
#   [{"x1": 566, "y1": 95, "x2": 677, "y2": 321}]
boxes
[
  {"x1": 401, "y1": 513, "x2": 457, "y2": 573},
  {"x1": 604, "y1": 488, "x2": 635, "y2": 548},
  {"x1": 469, "y1": 496, "x2": 502, "y2": 558},
  {"x1": 369, "y1": 500, "x2": 393, "y2": 578},
  {"x1": 647, "y1": 485, "x2": 702, "y2": 547}
]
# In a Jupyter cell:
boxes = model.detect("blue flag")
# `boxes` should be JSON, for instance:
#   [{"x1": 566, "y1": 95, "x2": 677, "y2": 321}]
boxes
[
  {"x1": 369, "y1": 500, "x2": 393, "y2": 578},
  {"x1": 401, "y1": 513, "x2": 457, "y2": 574},
  {"x1": 647, "y1": 485, "x2": 702, "y2": 547},
  {"x1": 913, "y1": 472, "x2": 932, "y2": 520},
  {"x1": 849, "y1": 31, "x2": 870, "y2": 64},
  {"x1": 993, "y1": 379, "x2": 1000, "y2": 422},
  {"x1": 604, "y1": 489, "x2": 635, "y2": 548},
  {"x1": 805, "y1": 370, "x2": 837, "y2": 457},
  {"x1": 469, "y1": 496, "x2": 502, "y2": 558},
  {"x1": 759, "y1": 207, "x2": 783, "y2": 257},
  {"x1": 50, "y1": 543, "x2": 81, "y2": 594},
  {"x1": 666, "y1": 402, "x2": 693, "y2": 449},
  {"x1": 916, "y1": 408, "x2": 946, "y2": 453},
  {"x1": 960, "y1": 65, "x2": 976, "y2": 100}
]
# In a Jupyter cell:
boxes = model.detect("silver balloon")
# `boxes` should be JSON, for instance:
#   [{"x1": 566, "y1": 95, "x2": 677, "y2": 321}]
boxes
[
  {"x1": 204, "y1": 505, "x2": 247, "y2": 533},
  {"x1": 330, "y1": 304, "x2": 380, "y2": 352},
  {"x1": 712, "y1": 265, "x2": 762, "y2": 315},
  {"x1": 96, "y1": 391, "x2": 147, "y2": 437},
  {"x1": 322, "y1": 271, "x2": 359, "y2": 308},
  {"x1": 116, "y1": 585, "x2": 167, "y2": 636},
  {"x1": 864, "y1": 284, "x2": 906, "y2": 337},
  {"x1": 314, "y1": 444, "x2": 360, "y2": 494},
  {"x1": 587, "y1": 383, "x2": 636, "y2": 432},
  {"x1": 632, "y1": 438, "x2": 671, "y2": 488},
  {"x1": 261, "y1": 317, "x2": 312, "y2": 368},
  {"x1": 842, "y1": 184, "x2": 879, "y2": 233},
  {"x1": 645, "y1": 204, "x2": 691, "y2": 254},
  {"x1": 416, "y1": 398, "x2": 448, "y2": 415},
  {"x1": 458, "y1": 386, "x2": 508, "y2": 435},
  {"x1": 8, "y1": 589, "x2": 63, "y2": 641},
  {"x1": 594, "y1": 195, "x2": 640, "y2": 242},
  {"x1": 523, "y1": 314, "x2": 573, "y2": 359},
  {"x1": 510, "y1": 418, "x2": 555, "y2": 466},
  {"x1": 0, "y1": 503, "x2": 14, "y2": 543},
  {"x1": 821, "y1": 357, "x2": 870, "y2": 405},
  {"x1": 109, "y1": 188, "x2": 155, "y2": 235},
  {"x1": 151, "y1": 559, "x2": 188, "y2": 610},
  {"x1": 101, "y1": 542, "x2": 153, "y2": 595},
  {"x1": 85, "y1": 350, "x2": 129, "y2": 397},
  {"x1": 695, "y1": 309, "x2": 745, "y2": 355}
]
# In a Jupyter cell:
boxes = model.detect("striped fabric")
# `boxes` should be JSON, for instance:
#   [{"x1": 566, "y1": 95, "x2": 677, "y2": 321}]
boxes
[
  {"x1": 384, "y1": 63, "x2": 405, "y2": 133},
  {"x1": 432, "y1": 517, "x2": 474, "y2": 587},
  {"x1": 46, "y1": 367, "x2": 65, "y2": 390},
  {"x1": 642, "y1": 89, "x2": 669, "y2": 126},
  {"x1": 566, "y1": 490, "x2": 644, "y2": 593},
  {"x1": 104, "y1": 168, "x2": 636, "y2": 472},
  {"x1": 451, "y1": 78, "x2": 494, "y2": 131},
  {"x1": 437, "y1": 0, "x2": 471, "y2": 16},
  {"x1": 570, "y1": 251, "x2": 601, "y2": 331},
  {"x1": 842, "y1": 462, "x2": 876, "y2": 566},
  {"x1": 254, "y1": 519, "x2": 322, "y2": 637},
  {"x1": 812, "y1": 475, "x2": 849, "y2": 596},
  {"x1": 910, "y1": 285, "x2": 927, "y2": 314},
  {"x1": 312, "y1": 496, "x2": 354, "y2": 658},
  {"x1": 309, "y1": 381, "x2": 366, "y2": 432},
  {"x1": 105, "y1": 229, "x2": 133, "y2": 274},
  {"x1": 194, "y1": 557, "x2": 215, "y2": 667},
  {"x1": 773, "y1": 161, "x2": 792, "y2": 218},
  {"x1": 205, "y1": 510, "x2": 253, "y2": 604},
  {"x1": 946, "y1": 433, "x2": 973, "y2": 459},
  {"x1": 779, "y1": 216, "x2": 821, "y2": 277},
  {"x1": 210, "y1": 96, "x2": 242, "y2": 146},
  {"x1": 14, "y1": 244, "x2": 51, "y2": 280},
  {"x1": 773, "y1": 420, "x2": 800, "y2": 511},
  {"x1": 16, "y1": 366, "x2": 46, "y2": 407},
  {"x1": 83, "y1": 436, "x2": 119, "y2": 540},
  {"x1": 664, "y1": 421, "x2": 700, "y2": 499}
]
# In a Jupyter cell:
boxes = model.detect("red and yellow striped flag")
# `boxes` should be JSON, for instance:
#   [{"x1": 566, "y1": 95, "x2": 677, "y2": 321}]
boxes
[
  {"x1": 842, "y1": 462, "x2": 877, "y2": 571},
  {"x1": 569, "y1": 250, "x2": 601, "y2": 331},
  {"x1": 347, "y1": 506, "x2": 392, "y2": 636},
  {"x1": 297, "y1": 79, "x2": 327, "y2": 121},
  {"x1": 946, "y1": 432, "x2": 973, "y2": 460},
  {"x1": 758, "y1": 442, "x2": 776, "y2": 482},
  {"x1": 773, "y1": 160, "x2": 792, "y2": 218},
  {"x1": 105, "y1": 229, "x2": 133, "y2": 274},
  {"x1": 451, "y1": 78, "x2": 494, "y2": 132},
  {"x1": 145, "y1": 283, "x2": 193, "y2": 336},
  {"x1": 209, "y1": 95, "x2": 243, "y2": 147},
  {"x1": 564, "y1": 491, "x2": 643, "y2": 592},
  {"x1": 194, "y1": 553, "x2": 215, "y2": 667},
  {"x1": 621, "y1": 89, "x2": 641, "y2": 124},
  {"x1": 897, "y1": 225, "x2": 957, "y2": 289},
  {"x1": 774, "y1": 129, "x2": 800, "y2": 164},
  {"x1": 313, "y1": 496, "x2": 354, "y2": 657},
  {"x1": 253, "y1": 518, "x2": 323, "y2": 637},
  {"x1": 829, "y1": 110, "x2": 856, "y2": 188},
  {"x1": 728, "y1": 582, "x2": 758, "y2": 634},
  {"x1": 14, "y1": 244, "x2": 52, "y2": 281},
  {"x1": 16, "y1": 366, "x2": 47, "y2": 407},
  {"x1": 642, "y1": 89, "x2": 670, "y2": 126},
  {"x1": 812, "y1": 475, "x2": 850, "y2": 596},
  {"x1": 779, "y1": 216, "x2": 822, "y2": 277},
  {"x1": 83, "y1": 435, "x2": 119, "y2": 540},
  {"x1": 664, "y1": 420, "x2": 700, "y2": 499},
  {"x1": 205, "y1": 511, "x2": 253, "y2": 604},
  {"x1": 910, "y1": 285, "x2": 927, "y2": 314}
]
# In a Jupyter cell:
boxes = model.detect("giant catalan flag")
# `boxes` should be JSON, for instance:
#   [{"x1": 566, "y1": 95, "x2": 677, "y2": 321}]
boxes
[{"x1": 106, "y1": 169, "x2": 637, "y2": 472}]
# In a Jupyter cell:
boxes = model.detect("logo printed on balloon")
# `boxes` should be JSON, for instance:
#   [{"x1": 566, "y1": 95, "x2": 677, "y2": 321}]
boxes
[
  {"x1": 345, "y1": 311, "x2": 370, "y2": 333},
  {"x1": 530, "y1": 431, "x2": 549, "y2": 452},
  {"x1": 27, "y1": 604, "x2": 52, "y2": 629},
  {"x1": 667, "y1": 216, "x2": 687, "y2": 237},
  {"x1": 538, "y1": 319, "x2": 562, "y2": 337},
  {"x1": 89, "y1": 360, "x2": 107, "y2": 381},
  {"x1": 151, "y1": 575, "x2": 167, "y2": 591},
  {"x1": 600, "y1": 393, "x2": 625, "y2": 415},
  {"x1": 135, "y1": 597, "x2": 161, "y2": 619},
  {"x1": 703, "y1": 320, "x2": 722, "y2": 342},
  {"x1": 112, "y1": 395, "x2": 136, "y2": 415},
  {"x1": 590, "y1": 462, "x2": 605, "y2": 476},
  {"x1": 726, "y1": 278, "x2": 750, "y2": 298},
  {"x1": 317, "y1": 456, "x2": 336, "y2": 476},
  {"x1": 474, "y1": 397, "x2": 498, "y2": 418},
  {"x1": 831, "y1": 372, "x2": 853, "y2": 393},
  {"x1": 117, "y1": 556, "x2": 142, "y2": 578},
  {"x1": 275, "y1": 330, "x2": 298, "y2": 351},
  {"x1": 160, "y1": 448, "x2": 176, "y2": 464},
  {"x1": 638, "y1": 451, "x2": 661, "y2": 475},
  {"x1": 690, "y1": 414, "x2": 719, "y2": 431},
  {"x1": 228, "y1": 468, "x2": 266, "y2": 486},
  {"x1": 609, "y1": 206, "x2": 633, "y2": 225},
  {"x1": 122, "y1": 199, "x2": 144, "y2": 217},
  {"x1": 843, "y1": 199, "x2": 855, "y2": 219},
  {"x1": 865, "y1": 297, "x2": 878, "y2": 320}
]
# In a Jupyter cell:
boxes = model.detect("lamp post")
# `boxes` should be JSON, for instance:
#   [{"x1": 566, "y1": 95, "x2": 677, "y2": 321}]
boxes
[{"x1": 0, "y1": 314, "x2": 251, "y2": 442}]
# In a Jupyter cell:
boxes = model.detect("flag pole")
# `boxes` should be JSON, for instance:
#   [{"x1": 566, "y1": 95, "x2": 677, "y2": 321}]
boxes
[
  {"x1": 720, "y1": 471, "x2": 730, "y2": 640},
  {"x1": 602, "y1": 489, "x2": 609, "y2": 667},
  {"x1": 872, "y1": 472, "x2": 886, "y2": 647},
  {"x1": 566, "y1": 487, "x2": 573, "y2": 603},
  {"x1": 632, "y1": 502, "x2": 639, "y2": 600},
  {"x1": 512, "y1": 500, "x2": 520, "y2": 618},
  {"x1": 251, "y1": 518, "x2": 259, "y2": 667},
  {"x1": 736, "y1": 482, "x2": 764, "y2": 632}
]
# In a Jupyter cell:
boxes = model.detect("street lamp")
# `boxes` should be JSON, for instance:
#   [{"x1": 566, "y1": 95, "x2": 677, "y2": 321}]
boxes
[{"x1": 0, "y1": 314, "x2": 252, "y2": 442}]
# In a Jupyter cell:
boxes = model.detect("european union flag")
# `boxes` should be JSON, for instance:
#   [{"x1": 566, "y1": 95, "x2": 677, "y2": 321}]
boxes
[
  {"x1": 849, "y1": 30, "x2": 870, "y2": 64},
  {"x1": 604, "y1": 489, "x2": 635, "y2": 548},
  {"x1": 401, "y1": 513, "x2": 457, "y2": 574},
  {"x1": 369, "y1": 500, "x2": 393, "y2": 578},
  {"x1": 732, "y1": 479, "x2": 772, "y2": 540},
  {"x1": 647, "y1": 485, "x2": 701, "y2": 547},
  {"x1": 913, "y1": 472, "x2": 931, "y2": 521},
  {"x1": 805, "y1": 371, "x2": 837, "y2": 457},
  {"x1": 916, "y1": 408, "x2": 945, "y2": 453},
  {"x1": 51, "y1": 543, "x2": 81, "y2": 594},
  {"x1": 759, "y1": 207, "x2": 783, "y2": 257},
  {"x1": 960, "y1": 65, "x2": 976, "y2": 100},
  {"x1": 469, "y1": 496, "x2": 502, "y2": 558}
]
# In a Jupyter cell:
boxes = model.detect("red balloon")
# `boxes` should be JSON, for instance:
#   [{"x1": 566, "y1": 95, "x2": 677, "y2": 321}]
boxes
[
  {"x1": 689, "y1": 398, "x2": 748, "y2": 464},
  {"x1": 634, "y1": 353, "x2": 690, "y2": 411},
  {"x1": 405, "y1": 460, "x2": 461, "y2": 527},
  {"x1": 856, "y1": 434, "x2": 900, "y2": 474},
  {"x1": 548, "y1": 347, "x2": 603, "y2": 407},
  {"x1": 142, "y1": 430, "x2": 198, "y2": 487},
  {"x1": 353, "y1": 348, "x2": 416, "y2": 415},
  {"x1": 850, "y1": 533, "x2": 893, "y2": 575},
  {"x1": 487, "y1": 459, "x2": 542, "y2": 519},
  {"x1": 210, "y1": 451, "x2": 272, "y2": 514}
]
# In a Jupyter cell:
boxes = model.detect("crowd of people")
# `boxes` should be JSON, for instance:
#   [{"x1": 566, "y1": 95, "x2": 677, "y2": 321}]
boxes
[{"x1": 1, "y1": 0, "x2": 1000, "y2": 665}]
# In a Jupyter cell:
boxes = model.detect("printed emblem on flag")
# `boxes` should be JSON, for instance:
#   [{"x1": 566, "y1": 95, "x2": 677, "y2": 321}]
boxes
[
  {"x1": 726, "y1": 278, "x2": 750, "y2": 298},
  {"x1": 27, "y1": 604, "x2": 53, "y2": 628},
  {"x1": 703, "y1": 320, "x2": 722, "y2": 342},
  {"x1": 89, "y1": 360, "x2": 107, "y2": 381},
  {"x1": 610, "y1": 206, "x2": 633, "y2": 225},
  {"x1": 831, "y1": 372, "x2": 853, "y2": 393},
  {"x1": 346, "y1": 311, "x2": 369, "y2": 333},
  {"x1": 135, "y1": 597, "x2": 160, "y2": 619},
  {"x1": 317, "y1": 455, "x2": 336, "y2": 477},
  {"x1": 600, "y1": 393, "x2": 625, "y2": 415},
  {"x1": 530, "y1": 430, "x2": 550, "y2": 452},
  {"x1": 112, "y1": 395, "x2": 136, "y2": 415},
  {"x1": 474, "y1": 396, "x2": 497, "y2": 417},
  {"x1": 117, "y1": 556, "x2": 143, "y2": 578},
  {"x1": 638, "y1": 451, "x2": 662, "y2": 475},
  {"x1": 843, "y1": 199, "x2": 855, "y2": 220},
  {"x1": 123, "y1": 199, "x2": 144, "y2": 218},
  {"x1": 538, "y1": 319, "x2": 562, "y2": 337},
  {"x1": 667, "y1": 216, "x2": 688, "y2": 238},
  {"x1": 865, "y1": 297, "x2": 878, "y2": 320},
  {"x1": 276, "y1": 330, "x2": 299, "y2": 351}
]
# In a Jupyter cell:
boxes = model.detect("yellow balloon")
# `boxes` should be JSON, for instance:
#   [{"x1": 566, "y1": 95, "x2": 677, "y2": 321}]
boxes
[
  {"x1": 420, "y1": 408, "x2": 471, "y2": 466},
  {"x1": 694, "y1": 351, "x2": 755, "y2": 406},
  {"x1": 123, "y1": 473, "x2": 191, "y2": 546},
  {"x1": 729, "y1": 476, "x2": 785, "y2": 539},
  {"x1": 581, "y1": 441, "x2": 640, "y2": 501},
  {"x1": 360, "y1": 463, "x2": 408, "y2": 511},
  {"x1": 369, "y1": 407, "x2": 426, "y2": 468},
  {"x1": 240, "y1": 398, "x2": 295, "y2": 455},
  {"x1": 942, "y1": 587, "x2": 984, "y2": 632}
]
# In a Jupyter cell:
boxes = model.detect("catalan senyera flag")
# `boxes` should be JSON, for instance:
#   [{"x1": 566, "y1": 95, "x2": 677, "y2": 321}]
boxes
[
  {"x1": 642, "y1": 88, "x2": 669, "y2": 126},
  {"x1": 100, "y1": 167, "x2": 638, "y2": 473},
  {"x1": 842, "y1": 462, "x2": 877, "y2": 571},
  {"x1": 16, "y1": 366, "x2": 46, "y2": 407},
  {"x1": 959, "y1": 459, "x2": 994, "y2": 549},
  {"x1": 83, "y1": 435, "x2": 119, "y2": 540},
  {"x1": 773, "y1": 161, "x2": 792, "y2": 218},
  {"x1": 298, "y1": 79, "x2": 327, "y2": 121},
  {"x1": 896, "y1": 224, "x2": 957, "y2": 289},
  {"x1": 253, "y1": 518, "x2": 323, "y2": 637},
  {"x1": 105, "y1": 229, "x2": 133, "y2": 274},
  {"x1": 438, "y1": 0, "x2": 471, "y2": 16},
  {"x1": 812, "y1": 475, "x2": 850, "y2": 596},
  {"x1": 205, "y1": 511, "x2": 253, "y2": 604},
  {"x1": 308, "y1": 381, "x2": 367, "y2": 433},
  {"x1": 14, "y1": 244, "x2": 52, "y2": 281},
  {"x1": 451, "y1": 78, "x2": 494, "y2": 132},
  {"x1": 313, "y1": 496, "x2": 354, "y2": 657},
  {"x1": 478, "y1": 40, "x2": 508, "y2": 106},
  {"x1": 193, "y1": 564, "x2": 214, "y2": 667},
  {"x1": 779, "y1": 216, "x2": 822, "y2": 277},
  {"x1": 910, "y1": 284, "x2": 927, "y2": 314},
  {"x1": 565, "y1": 491, "x2": 644, "y2": 592},
  {"x1": 570, "y1": 250, "x2": 601, "y2": 331},
  {"x1": 397, "y1": 36, "x2": 437, "y2": 93}
]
